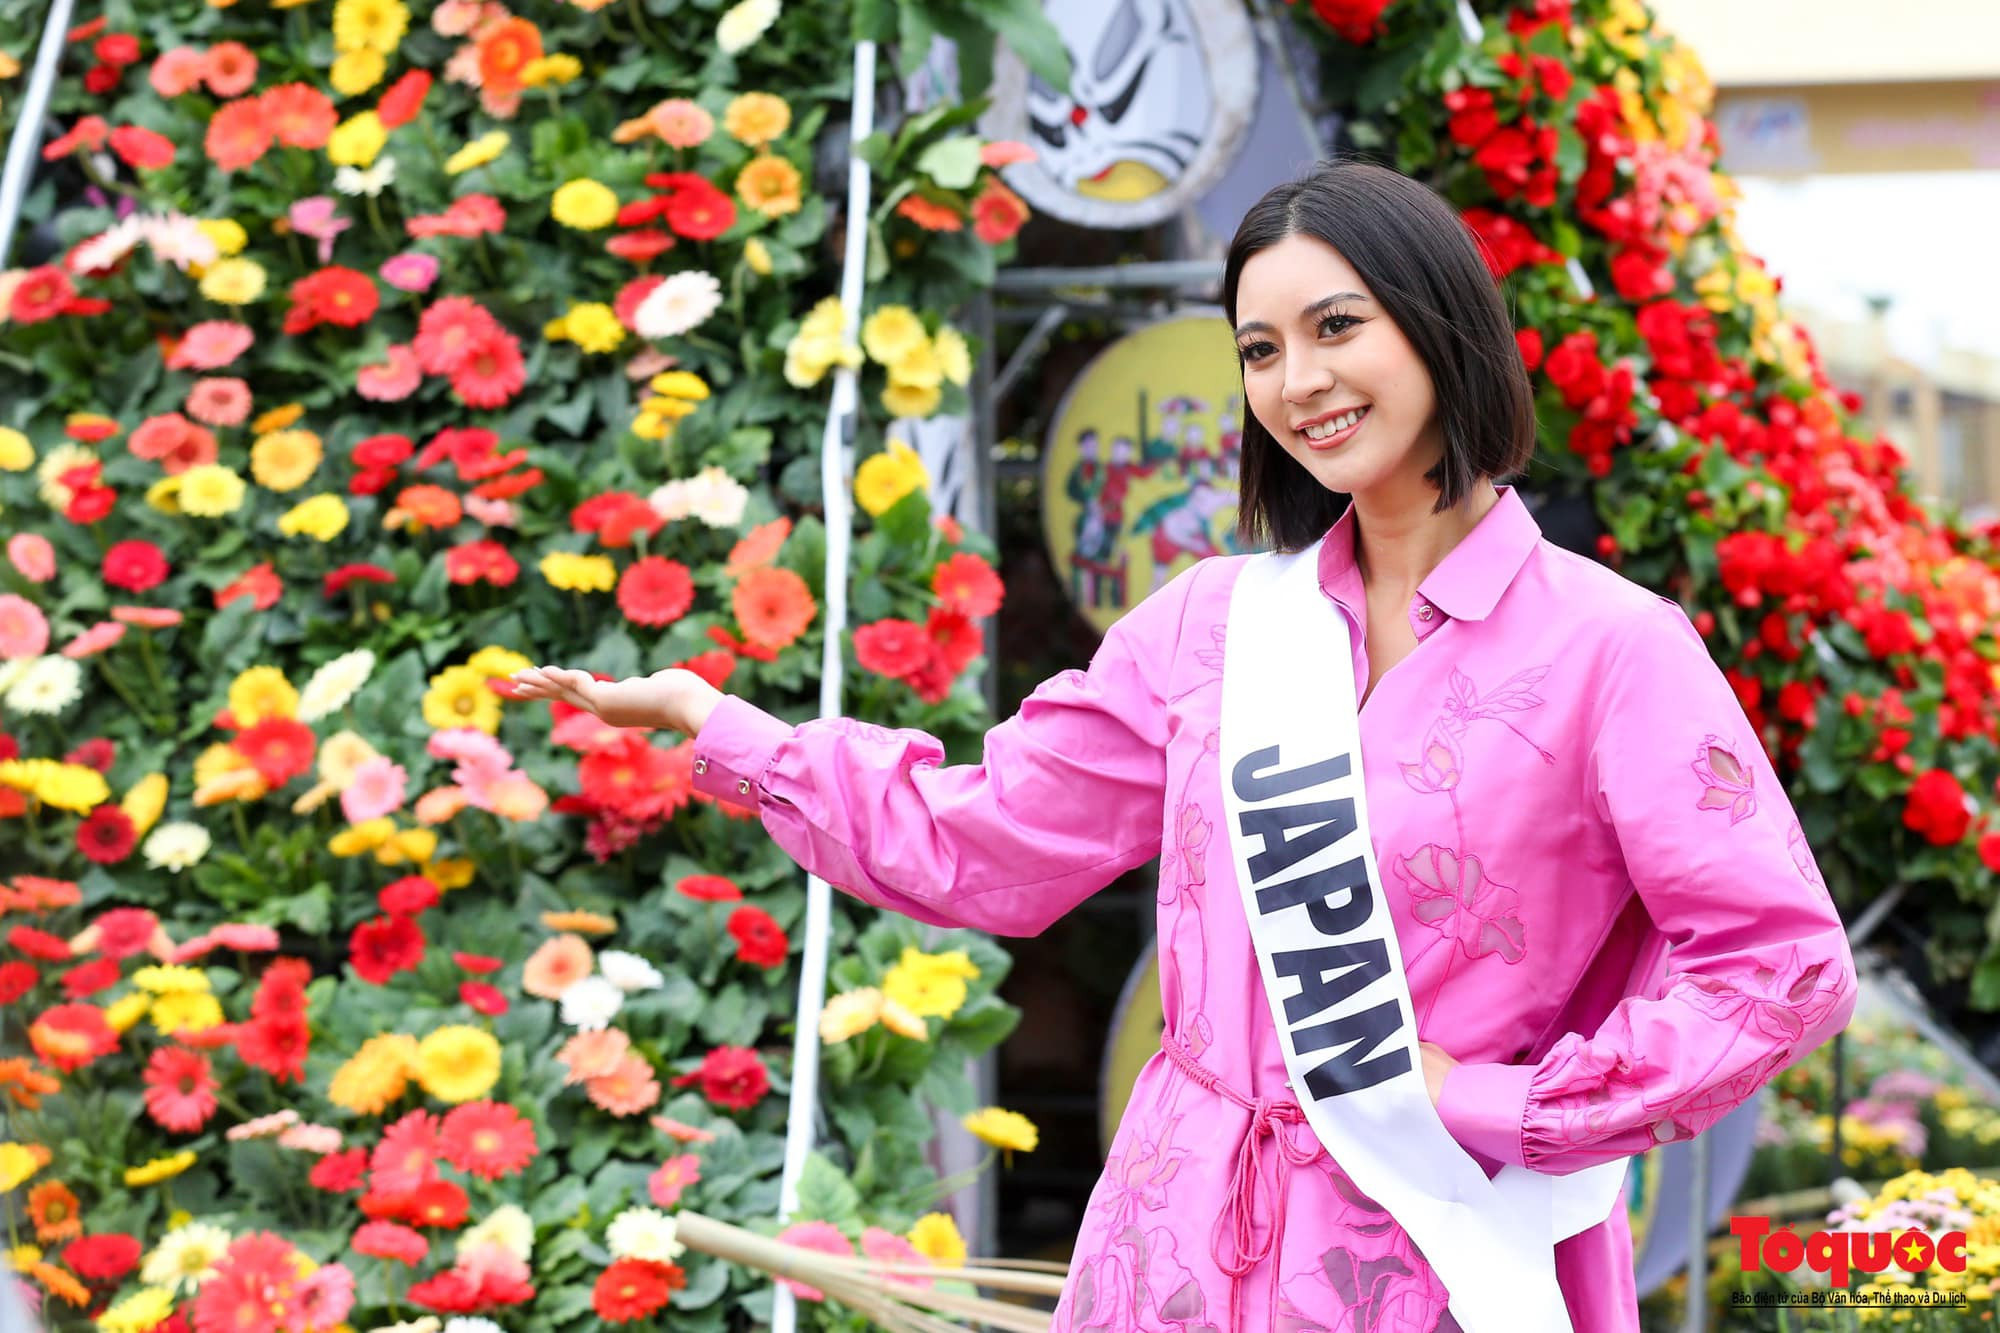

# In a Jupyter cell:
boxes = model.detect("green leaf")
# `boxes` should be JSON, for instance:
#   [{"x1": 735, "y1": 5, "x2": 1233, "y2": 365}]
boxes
[
  {"x1": 968, "y1": 0, "x2": 1071, "y2": 93},
  {"x1": 793, "y1": 1151, "x2": 863, "y2": 1226},
  {"x1": 1971, "y1": 943, "x2": 2000, "y2": 1010},
  {"x1": 915, "y1": 136, "x2": 983, "y2": 190},
  {"x1": 929, "y1": 10, "x2": 997, "y2": 98},
  {"x1": 853, "y1": 0, "x2": 897, "y2": 42}
]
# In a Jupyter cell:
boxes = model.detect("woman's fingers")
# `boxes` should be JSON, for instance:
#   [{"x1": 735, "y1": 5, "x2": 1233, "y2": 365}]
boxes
[{"x1": 511, "y1": 666, "x2": 593, "y2": 710}]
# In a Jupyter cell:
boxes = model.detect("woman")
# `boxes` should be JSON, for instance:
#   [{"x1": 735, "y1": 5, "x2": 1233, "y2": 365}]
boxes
[{"x1": 513, "y1": 162, "x2": 1855, "y2": 1331}]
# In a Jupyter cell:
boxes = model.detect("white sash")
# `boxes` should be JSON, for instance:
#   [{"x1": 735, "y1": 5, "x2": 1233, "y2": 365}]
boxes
[{"x1": 1219, "y1": 539, "x2": 1626, "y2": 1333}]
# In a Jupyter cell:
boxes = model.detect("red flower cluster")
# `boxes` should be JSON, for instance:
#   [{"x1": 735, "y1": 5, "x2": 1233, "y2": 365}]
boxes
[
  {"x1": 594, "y1": 1258, "x2": 687, "y2": 1323},
  {"x1": 853, "y1": 552, "x2": 1004, "y2": 703},
  {"x1": 283, "y1": 266, "x2": 380, "y2": 335},
  {"x1": 237, "y1": 957, "x2": 311, "y2": 1082},
  {"x1": 670, "y1": 1044, "x2": 770, "y2": 1111},
  {"x1": 1284, "y1": 0, "x2": 1393, "y2": 44},
  {"x1": 413, "y1": 298, "x2": 527, "y2": 410},
  {"x1": 1539, "y1": 331, "x2": 1636, "y2": 475}
]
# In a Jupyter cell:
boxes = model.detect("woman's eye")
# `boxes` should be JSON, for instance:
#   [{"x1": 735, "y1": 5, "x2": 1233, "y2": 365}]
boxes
[
  {"x1": 1319, "y1": 314, "x2": 1360, "y2": 336},
  {"x1": 1236, "y1": 341, "x2": 1275, "y2": 363}
]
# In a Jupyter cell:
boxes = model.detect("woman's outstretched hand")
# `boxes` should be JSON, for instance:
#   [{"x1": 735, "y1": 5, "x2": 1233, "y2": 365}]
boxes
[{"x1": 509, "y1": 665, "x2": 724, "y2": 736}]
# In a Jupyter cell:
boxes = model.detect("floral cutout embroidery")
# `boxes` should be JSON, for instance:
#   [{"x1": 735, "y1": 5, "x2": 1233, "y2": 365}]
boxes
[
  {"x1": 1275, "y1": 1170, "x2": 1452, "y2": 1331},
  {"x1": 1788, "y1": 819, "x2": 1825, "y2": 890},
  {"x1": 1398, "y1": 665, "x2": 1553, "y2": 849},
  {"x1": 1691, "y1": 735, "x2": 1757, "y2": 824},
  {"x1": 1394, "y1": 845, "x2": 1529, "y2": 1027}
]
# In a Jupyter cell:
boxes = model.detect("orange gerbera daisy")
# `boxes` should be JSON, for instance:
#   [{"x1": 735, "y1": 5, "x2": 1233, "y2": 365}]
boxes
[
  {"x1": 896, "y1": 193, "x2": 964, "y2": 232},
  {"x1": 204, "y1": 96, "x2": 271, "y2": 172},
  {"x1": 725, "y1": 518, "x2": 792, "y2": 578},
  {"x1": 30, "y1": 1262, "x2": 88, "y2": 1308},
  {"x1": 474, "y1": 18, "x2": 542, "y2": 96},
  {"x1": 540, "y1": 909, "x2": 617, "y2": 936},
  {"x1": 388, "y1": 484, "x2": 462, "y2": 532},
  {"x1": 732, "y1": 566, "x2": 816, "y2": 651},
  {"x1": 29, "y1": 1180, "x2": 82, "y2": 1242},
  {"x1": 0, "y1": 1057, "x2": 61, "y2": 1109}
]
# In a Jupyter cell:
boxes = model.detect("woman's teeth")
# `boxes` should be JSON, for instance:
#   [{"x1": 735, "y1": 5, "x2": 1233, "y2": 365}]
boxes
[{"x1": 1303, "y1": 407, "x2": 1366, "y2": 440}]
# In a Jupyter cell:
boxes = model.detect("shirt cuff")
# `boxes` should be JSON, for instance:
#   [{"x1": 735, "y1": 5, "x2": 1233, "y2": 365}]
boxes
[
  {"x1": 1436, "y1": 1060, "x2": 1535, "y2": 1169},
  {"x1": 690, "y1": 695, "x2": 794, "y2": 810}
]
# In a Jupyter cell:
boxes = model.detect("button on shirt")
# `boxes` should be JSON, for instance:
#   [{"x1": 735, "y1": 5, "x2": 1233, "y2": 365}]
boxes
[{"x1": 687, "y1": 485, "x2": 1856, "y2": 1331}]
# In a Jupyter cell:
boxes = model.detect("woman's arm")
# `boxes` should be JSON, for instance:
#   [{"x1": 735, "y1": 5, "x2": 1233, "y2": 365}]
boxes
[
  {"x1": 515, "y1": 563, "x2": 1202, "y2": 936},
  {"x1": 1436, "y1": 596, "x2": 1858, "y2": 1173}
]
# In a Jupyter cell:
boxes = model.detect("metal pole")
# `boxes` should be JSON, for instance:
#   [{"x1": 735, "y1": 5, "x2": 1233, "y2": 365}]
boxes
[
  {"x1": 0, "y1": 0, "x2": 77, "y2": 268},
  {"x1": 769, "y1": 36, "x2": 875, "y2": 1333},
  {"x1": 1684, "y1": 1130, "x2": 1709, "y2": 1333}
]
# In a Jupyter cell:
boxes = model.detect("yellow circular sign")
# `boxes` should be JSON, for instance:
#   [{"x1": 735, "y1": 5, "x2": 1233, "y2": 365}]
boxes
[{"x1": 1040, "y1": 314, "x2": 1253, "y2": 635}]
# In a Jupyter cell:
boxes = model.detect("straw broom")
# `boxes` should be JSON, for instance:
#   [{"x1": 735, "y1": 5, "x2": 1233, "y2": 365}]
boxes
[{"x1": 673, "y1": 1211, "x2": 1067, "y2": 1333}]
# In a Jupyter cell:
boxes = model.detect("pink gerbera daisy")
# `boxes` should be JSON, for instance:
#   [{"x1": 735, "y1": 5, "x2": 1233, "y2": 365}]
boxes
[
  {"x1": 143, "y1": 1045, "x2": 219, "y2": 1132},
  {"x1": 185, "y1": 376, "x2": 252, "y2": 426},
  {"x1": 356, "y1": 344, "x2": 422, "y2": 402},
  {"x1": 339, "y1": 755, "x2": 408, "y2": 822},
  {"x1": 168, "y1": 320, "x2": 255, "y2": 370},
  {"x1": 439, "y1": 1101, "x2": 538, "y2": 1179},
  {"x1": 449, "y1": 331, "x2": 526, "y2": 409}
]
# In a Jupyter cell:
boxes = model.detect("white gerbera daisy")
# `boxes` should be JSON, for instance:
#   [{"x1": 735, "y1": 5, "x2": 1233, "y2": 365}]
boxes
[
  {"x1": 458, "y1": 1204, "x2": 534, "y2": 1264},
  {"x1": 298, "y1": 648, "x2": 377, "y2": 721},
  {"x1": 143, "y1": 821, "x2": 213, "y2": 872},
  {"x1": 141, "y1": 1220, "x2": 232, "y2": 1293},
  {"x1": 559, "y1": 975, "x2": 624, "y2": 1031},
  {"x1": 140, "y1": 212, "x2": 220, "y2": 271},
  {"x1": 597, "y1": 950, "x2": 664, "y2": 993},
  {"x1": 72, "y1": 216, "x2": 146, "y2": 276},
  {"x1": 4, "y1": 655, "x2": 82, "y2": 715},
  {"x1": 682, "y1": 465, "x2": 749, "y2": 528},
  {"x1": 442, "y1": 1319, "x2": 505, "y2": 1333},
  {"x1": 334, "y1": 155, "x2": 398, "y2": 198},
  {"x1": 716, "y1": 0, "x2": 781, "y2": 54},
  {"x1": 633, "y1": 269, "x2": 723, "y2": 340},
  {"x1": 606, "y1": 1206, "x2": 685, "y2": 1263}
]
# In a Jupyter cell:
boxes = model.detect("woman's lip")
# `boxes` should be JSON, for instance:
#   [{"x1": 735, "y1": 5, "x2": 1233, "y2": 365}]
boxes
[{"x1": 1301, "y1": 407, "x2": 1369, "y2": 451}]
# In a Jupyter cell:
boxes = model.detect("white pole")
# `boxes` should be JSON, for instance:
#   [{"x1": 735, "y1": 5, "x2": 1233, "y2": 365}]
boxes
[
  {"x1": 0, "y1": 0, "x2": 78, "y2": 267},
  {"x1": 771, "y1": 37, "x2": 876, "y2": 1333}
]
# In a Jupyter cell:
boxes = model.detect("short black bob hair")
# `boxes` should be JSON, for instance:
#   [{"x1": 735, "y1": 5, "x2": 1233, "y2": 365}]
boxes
[{"x1": 1222, "y1": 161, "x2": 1537, "y2": 552}]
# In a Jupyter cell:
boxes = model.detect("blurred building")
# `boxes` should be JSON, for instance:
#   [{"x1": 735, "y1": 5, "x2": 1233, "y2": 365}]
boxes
[{"x1": 1650, "y1": 0, "x2": 2000, "y2": 515}]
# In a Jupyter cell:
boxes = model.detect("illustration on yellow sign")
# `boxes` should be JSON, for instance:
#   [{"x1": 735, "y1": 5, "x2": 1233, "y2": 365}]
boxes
[{"x1": 1040, "y1": 315, "x2": 1255, "y2": 634}]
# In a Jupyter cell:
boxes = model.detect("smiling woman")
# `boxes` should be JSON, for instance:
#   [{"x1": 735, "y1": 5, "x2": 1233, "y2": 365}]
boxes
[{"x1": 1224, "y1": 162, "x2": 1537, "y2": 551}]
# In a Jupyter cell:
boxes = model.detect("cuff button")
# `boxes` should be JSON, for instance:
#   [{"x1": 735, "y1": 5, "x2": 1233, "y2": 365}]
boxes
[
  {"x1": 692, "y1": 758, "x2": 707, "y2": 775},
  {"x1": 736, "y1": 779, "x2": 751, "y2": 795}
]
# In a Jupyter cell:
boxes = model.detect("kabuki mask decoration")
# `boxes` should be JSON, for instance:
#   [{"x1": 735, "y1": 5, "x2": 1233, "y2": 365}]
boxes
[{"x1": 982, "y1": 0, "x2": 1258, "y2": 228}]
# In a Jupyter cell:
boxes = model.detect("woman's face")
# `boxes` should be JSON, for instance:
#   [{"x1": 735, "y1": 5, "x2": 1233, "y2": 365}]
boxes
[{"x1": 1232, "y1": 232, "x2": 1441, "y2": 502}]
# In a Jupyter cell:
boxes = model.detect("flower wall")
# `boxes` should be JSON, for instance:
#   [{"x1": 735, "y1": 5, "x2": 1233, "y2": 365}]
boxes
[
  {"x1": 1286, "y1": 0, "x2": 2000, "y2": 1012},
  {"x1": 0, "y1": 0, "x2": 1060, "y2": 1327}
]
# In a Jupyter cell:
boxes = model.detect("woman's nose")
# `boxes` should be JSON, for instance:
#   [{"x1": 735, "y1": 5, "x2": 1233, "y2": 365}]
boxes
[{"x1": 1281, "y1": 355, "x2": 1334, "y2": 404}]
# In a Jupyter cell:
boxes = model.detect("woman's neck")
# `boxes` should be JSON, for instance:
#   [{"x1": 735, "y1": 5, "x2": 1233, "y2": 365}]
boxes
[{"x1": 1352, "y1": 477, "x2": 1501, "y2": 603}]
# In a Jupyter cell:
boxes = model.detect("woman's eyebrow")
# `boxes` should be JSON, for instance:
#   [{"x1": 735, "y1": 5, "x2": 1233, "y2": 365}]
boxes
[{"x1": 1234, "y1": 291, "x2": 1367, "y2": 337}]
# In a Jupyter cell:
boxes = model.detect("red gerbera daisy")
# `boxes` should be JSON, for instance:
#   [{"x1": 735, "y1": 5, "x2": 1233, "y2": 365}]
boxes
[
  {"x1": 375, "y1": 69, "x2": 432, "y2": 129},
  {"x1": 378, "y1": 875, "x2": 439, "y2": 917},
  {"x1": 606, "y1": 229, "x2": 675, "y2": 263},
  {"x1": 853, "y1": 619, "x2": 928, "y2": 680},
  {"x1": 76, "y1": 805, "x2": 136, "y2": 864},
  {"x1": 237, "y1": 1014, "x2": 310, "y2": 1083},
  {"x1": 60, "y1": 957, "x2": 118, "y2": 999},
  {"x1": 449, "y1": 331, "x2": 526, "y2": 409},
  {"x1": 284, "y1": 266, "x2": 380, "y2": 335},
  {"x1": 617, "y1": 557, "x2": 695, "y2": 627},
  {"x1": 10, "y1": 925, "x2": 71, "y2": 960},
  {"x1": 460, "y1": 981, "x2": 508, "y2": 1015},
  {"x1": 406, "y1": 1178, "x2": 470, "y2": 1229},
  {"x1": 926, "y1": 606, "x2": 983, "y2": 675},
  {"x1": 310, "y1": 1148, "x2": 369, "y2": 1193},
  {"x1": 29, "y1": 1002, "x2": 118, "y2": 1072},
  {"x1": 215, "y1": 562, "x2": 283, "y2": 610},
  {"x1": 670, "y1": 1045, "x2": 770, "y2": 1111},
  {"x1": 726, "y1": 905, "x2": 788, "y2": 969},
  {"x1": 593, "y1": 1258, "x2": 685, "y2": 1323},
  {"x1": 444, "y1": 540, "x2": 519, "y2": 588},
  {"x1": 453, "y1": 951, "x2": 503, "y2": 974},
  {"x1": 109, "y1": 125, "x2": 175, "y2": 170},
  {"x1": 371, "y1": 1108, "x2": 442, "y2": 1196},
  {"x1": 352, "y1": 1220, "x2": 428, "y2": 1266},
  {"x1": 0, "y1": 962, "x2": 40, "y2": 1005},
  {"x1": 9, "y1": 265, "x2": 74, "y2": 324},
  {"x1": 261, "y1": 82, "x2": 336, "y2": 149},
  {"x1": 349, "y1": 915, "x2": 425, "y2": 986},
  {"x1": 231, "y1": 716, "x2": 317, "y2": 787},
  {"x1": 439, "y1": 1101, "x2": 538, "y2": 1180},
  {"x1": 674, "y1": 874, "x2": 741, "y2": 903},
  {"x1": 63, "y1": 1232, "x2": 141, "y2": 1283},
  {"x1": 194, "y1": 1233, "x2": 297, "y2": 1333},
  {"x1": 930, "y1": 552, "x2": 1004, "y2": 617},
  {"x1": 414, "y1": 295, "x2": 502, "y2": 375},
  {"x1": 325, "y1": 563, "x2": 396, "y2": 597},
  {"x1": 85, "y1": 906, "x2": 155, "y2": 957},
  {"x1": 663, "y1": 182, "x2": 736, "y2": 241},
  {"x1": 143, "y1": 1046, "x2": 218, "y2": 1132}
]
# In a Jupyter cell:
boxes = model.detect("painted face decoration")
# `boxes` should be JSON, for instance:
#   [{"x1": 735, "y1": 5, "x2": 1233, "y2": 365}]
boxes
[
  {"x1": 1026, "y1": 0, "x2": 1213, "y2": 202},
  {"x1": 979, "y1": 0, "x2": 1258, "y2": 229}
]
